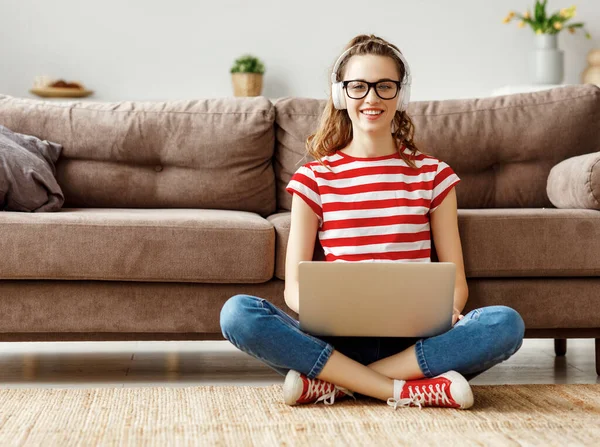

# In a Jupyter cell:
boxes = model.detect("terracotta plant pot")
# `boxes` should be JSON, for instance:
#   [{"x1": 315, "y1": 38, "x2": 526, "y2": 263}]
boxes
[{"x1": 232, "y1": 73, "x2": 263, "y2": 97}]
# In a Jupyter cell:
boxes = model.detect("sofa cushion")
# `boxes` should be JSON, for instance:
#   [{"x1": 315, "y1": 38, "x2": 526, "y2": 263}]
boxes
[
  {"x1": 274, "y1": 85, "x2": 600, "y2": 211},
  {"x1": 0, "y1": 208, "x2": 274, "y2": 283},
  {"x1": 0, "y1": 277, "x2": 597, "y2": 333},
  {"x1": 270, "y1": 208, "x2": 600, "y2": 279},
  {"x1": 547, "y1": 151, "x2": 600, "y2": 210},
  {"x1": 0, "y1": 95, "x2": 276, "y2": 217}
]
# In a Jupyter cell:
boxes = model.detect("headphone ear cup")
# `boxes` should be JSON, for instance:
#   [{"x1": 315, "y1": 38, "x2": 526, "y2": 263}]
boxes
[
  {"x1": 398, "y1": 82, "x2": 411, "y2": 112},
  {"x1": 332, "y1": 82, "x2": 346, "y2": 110},
  {"x1": 396, "y1": 90, "x2": 405, "y2": 112}
]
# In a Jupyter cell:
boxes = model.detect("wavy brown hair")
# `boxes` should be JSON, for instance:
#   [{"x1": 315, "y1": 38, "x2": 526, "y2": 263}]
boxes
[{"x1": 307, "y1": 34, "x2": 423, "y2": 170}]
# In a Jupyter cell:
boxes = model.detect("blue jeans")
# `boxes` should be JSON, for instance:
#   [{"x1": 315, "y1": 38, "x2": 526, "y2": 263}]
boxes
[{"x1": 220, "y1": 294, "x2": 525, "y2": 381}]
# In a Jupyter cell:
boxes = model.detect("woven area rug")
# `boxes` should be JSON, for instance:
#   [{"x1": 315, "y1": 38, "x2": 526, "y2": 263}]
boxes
[{"x1": 0, "y1": 384, "x2": 599, "y2": 446}]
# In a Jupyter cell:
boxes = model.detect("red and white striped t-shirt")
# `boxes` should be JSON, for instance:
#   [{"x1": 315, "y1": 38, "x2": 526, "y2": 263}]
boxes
[{"x1": 285, "y1": 147, "x2": 460, "y2": 263}]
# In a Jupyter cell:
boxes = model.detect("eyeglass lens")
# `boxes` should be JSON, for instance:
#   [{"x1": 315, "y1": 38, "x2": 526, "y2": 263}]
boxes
[{"x1": 346, "y1": 81, "x2": 398, "y2": 100}]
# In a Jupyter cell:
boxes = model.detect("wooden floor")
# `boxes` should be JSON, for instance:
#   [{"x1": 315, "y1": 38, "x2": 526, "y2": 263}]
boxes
[{"x1": 0, "y1": 339, "x2": 596, "y2": 389}]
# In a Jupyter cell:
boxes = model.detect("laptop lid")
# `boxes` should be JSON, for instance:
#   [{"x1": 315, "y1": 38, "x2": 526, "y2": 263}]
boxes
[{"x1": 298, "y1": 261, "x2": 456, "y2": 337}]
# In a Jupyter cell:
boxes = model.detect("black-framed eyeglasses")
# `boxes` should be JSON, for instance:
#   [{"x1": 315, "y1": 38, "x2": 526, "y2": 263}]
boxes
[{"x1": 343, "y1": 80, "x2": 401, "y2": 100}]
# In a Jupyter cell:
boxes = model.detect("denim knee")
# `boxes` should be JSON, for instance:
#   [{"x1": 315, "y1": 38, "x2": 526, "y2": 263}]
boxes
[
  {"x1": 486, "y1": 305, "x2": 526, "y2": 354},
  {"x1": 220, "y1": 294, "x2": 260, "y2": 341}
]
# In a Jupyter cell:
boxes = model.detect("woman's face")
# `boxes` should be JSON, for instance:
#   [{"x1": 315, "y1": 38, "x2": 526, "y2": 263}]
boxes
[{"x1": 342, "y1": 54, "x2": 401, "y2": 136}]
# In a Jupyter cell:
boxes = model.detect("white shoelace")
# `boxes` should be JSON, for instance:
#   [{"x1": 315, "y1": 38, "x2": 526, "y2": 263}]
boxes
[
  {"x1": 387, "y1": 380, "x2": 451, "y2": 410},
  {"x1": 305, "y1": 380, "x2": 355, "y2": 405},
  {"x1": 316, "y1": 389, "x2": 338, "y2": 405}
]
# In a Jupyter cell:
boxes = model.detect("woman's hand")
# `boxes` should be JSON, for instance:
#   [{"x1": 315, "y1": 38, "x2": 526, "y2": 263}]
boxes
[{"x1": 452, "y1": 308, "x2": 464, "y2": 326}]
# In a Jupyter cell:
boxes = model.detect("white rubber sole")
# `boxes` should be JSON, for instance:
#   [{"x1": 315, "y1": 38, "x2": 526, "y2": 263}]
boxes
[
  {"x1": 283, "y1": 369, "x2": 303, "y2": 406},
  {"x1": 442, "y1": 370, "x2": 474, "y2": 409}
]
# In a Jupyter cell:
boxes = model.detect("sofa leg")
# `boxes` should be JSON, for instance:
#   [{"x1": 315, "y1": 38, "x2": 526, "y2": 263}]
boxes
[
  {"x1": 596, "y1": 339, "x2": 600, "y2": 376},
  {"x1": 554, "y1": 338, "x2": 567, "y2": 356}
]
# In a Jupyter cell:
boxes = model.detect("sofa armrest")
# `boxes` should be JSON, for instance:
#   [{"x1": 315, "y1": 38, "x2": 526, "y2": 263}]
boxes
[{"x1": 547, "y1": 151, "x2": 600, "y2": 210}]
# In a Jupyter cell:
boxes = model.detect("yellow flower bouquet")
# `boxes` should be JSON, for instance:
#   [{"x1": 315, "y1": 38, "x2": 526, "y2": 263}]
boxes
[{"x1": 503, "y1": 1, "x2": 591, "y2": 38}]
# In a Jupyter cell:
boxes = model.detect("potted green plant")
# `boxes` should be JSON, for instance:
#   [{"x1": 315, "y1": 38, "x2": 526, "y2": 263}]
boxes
[
  {"x1": 230, "y1": 54, "x2": 266, "y2": 97},
  {"x1": 503, "y1": 2, "x2": 591, "y2": 84}
]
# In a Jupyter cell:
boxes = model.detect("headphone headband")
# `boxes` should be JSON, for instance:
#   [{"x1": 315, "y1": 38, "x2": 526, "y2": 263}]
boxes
[{"x1": 330, "y1": 42, "x2": 412, "y2": 112}]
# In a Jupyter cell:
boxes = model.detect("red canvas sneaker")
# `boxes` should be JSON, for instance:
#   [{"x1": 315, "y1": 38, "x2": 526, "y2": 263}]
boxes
[
  {"x1": 283, "y1": 370, "x2": 355, "y2": 406},
  {"x1": 387, "y1": 370, "x2": 474, "y2": 410}
]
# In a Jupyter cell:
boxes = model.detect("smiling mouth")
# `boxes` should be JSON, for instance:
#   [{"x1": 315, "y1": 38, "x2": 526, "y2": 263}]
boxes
[{"x1": 361, "y1": 110, "x2": 384, "y2": 116}]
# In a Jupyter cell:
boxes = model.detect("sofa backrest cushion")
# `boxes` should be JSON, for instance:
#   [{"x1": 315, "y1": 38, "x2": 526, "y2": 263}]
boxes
[
  {"x1": 0, "y1": 96, "x2": 276, "y2": 216},
  {"x1": 274, "y1": 84, "x2": 600, "y2": 210}
]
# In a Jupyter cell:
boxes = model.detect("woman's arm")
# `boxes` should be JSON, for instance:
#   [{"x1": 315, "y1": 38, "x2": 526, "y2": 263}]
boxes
[
  {"x1": 284, "y1": 194, "x2": 320, "y2": 314},
  {"x1": 429, "y1": 188, "x2": 469, "y2": 319}
]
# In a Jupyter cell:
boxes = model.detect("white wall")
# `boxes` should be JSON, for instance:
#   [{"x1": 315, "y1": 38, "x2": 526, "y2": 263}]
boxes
[{"x1": 1, "y1": 0, "x2": 598, "y2": 102}]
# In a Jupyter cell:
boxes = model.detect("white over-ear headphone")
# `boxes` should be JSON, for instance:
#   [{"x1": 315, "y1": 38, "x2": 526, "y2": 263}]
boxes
[{"x1": 331, "y1": 43, "x2": 412, "y2": 112}]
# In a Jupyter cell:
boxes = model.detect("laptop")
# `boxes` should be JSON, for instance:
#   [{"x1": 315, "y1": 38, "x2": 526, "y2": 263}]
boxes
[{"x1": 298, "y1": 261, "x2": 456, "y2": 337}]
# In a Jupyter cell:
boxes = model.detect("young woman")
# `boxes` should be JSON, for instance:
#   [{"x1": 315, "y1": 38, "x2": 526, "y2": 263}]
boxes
[{"x1": 220, "y1": 34, "x2": 525, "y2": 410}]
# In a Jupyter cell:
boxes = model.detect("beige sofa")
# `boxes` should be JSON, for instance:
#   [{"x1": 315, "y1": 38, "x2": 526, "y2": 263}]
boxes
[{"x1": 0, "y1": 85, "x2": 599, "y2": 374}]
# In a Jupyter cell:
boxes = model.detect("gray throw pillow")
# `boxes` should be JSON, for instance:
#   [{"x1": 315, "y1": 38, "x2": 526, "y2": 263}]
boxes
[
  {"x1": 0, "y1": 125, "x2": 64, "y2": 212},
  {"x1": 547, "y1": 151, "x2": 600, "y2": 210}
]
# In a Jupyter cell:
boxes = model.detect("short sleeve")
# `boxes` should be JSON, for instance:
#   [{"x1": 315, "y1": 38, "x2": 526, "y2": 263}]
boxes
[
  {"x1": 430, "y1": 160, "x2": 461, "y2": 213},
  {"x1": 285, "y1": 164, "x2": 323, "y2": 223}
]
